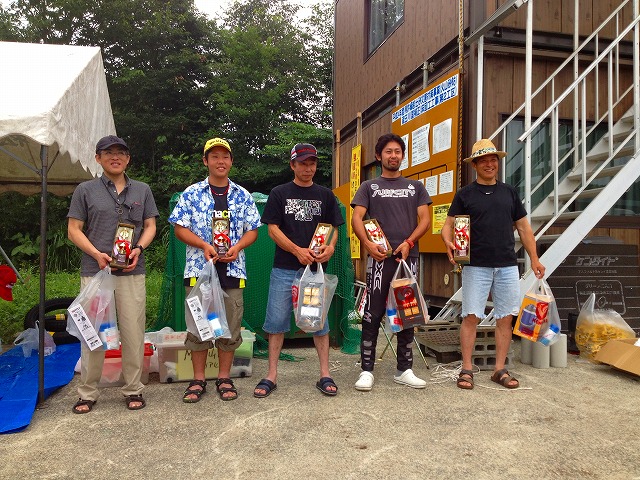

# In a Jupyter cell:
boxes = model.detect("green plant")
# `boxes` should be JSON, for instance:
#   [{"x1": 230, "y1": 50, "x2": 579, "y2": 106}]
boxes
[{"x1": 0, "y1": 269, "x2": 165, "y2": 347}]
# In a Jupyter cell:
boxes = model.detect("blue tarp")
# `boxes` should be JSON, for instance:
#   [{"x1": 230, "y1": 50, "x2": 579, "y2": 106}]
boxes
[{"x1": 0, "y1": 343, "x2": 80, "y2": 434}]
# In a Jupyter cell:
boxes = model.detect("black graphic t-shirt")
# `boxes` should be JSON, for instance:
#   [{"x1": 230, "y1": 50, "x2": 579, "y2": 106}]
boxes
[
  {"x1": 261, "y1": 182, "x2": 345, "y2": 270},
  {"x1": 211, "y1": 185, "x2": 239, "y2": 289},
  {"x1": 351, "y1": 176, "x2": 431, "y2": 257}
]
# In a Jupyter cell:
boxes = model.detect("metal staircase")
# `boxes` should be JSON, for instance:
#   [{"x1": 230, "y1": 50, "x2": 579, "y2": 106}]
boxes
[{"x1": 432, "y1": 0, "x2": 640, "y2": 326}]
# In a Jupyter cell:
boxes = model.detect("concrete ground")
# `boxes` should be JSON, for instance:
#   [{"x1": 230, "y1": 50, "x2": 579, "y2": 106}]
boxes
[{"x1": 0, "y1": 334, "x2": 638, "y2": 480}]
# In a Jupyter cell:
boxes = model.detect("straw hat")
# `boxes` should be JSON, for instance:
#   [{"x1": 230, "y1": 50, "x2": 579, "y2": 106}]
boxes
[{"x1": 463, "y1": 139, "x2": 507, "y2": 163}]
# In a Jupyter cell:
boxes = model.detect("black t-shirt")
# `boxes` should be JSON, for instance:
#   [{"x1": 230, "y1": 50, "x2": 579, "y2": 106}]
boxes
[
  {"x1": 351, "y1": 176, "x2": 431, "y2": 257},
  {"x1": 261, "y1": 182, "x2": 345, "y2": 271},
  {"x1": 447, "y1": 181, "x2": 527, "y2": 267},
  {"x1": 211, "y1": 184, "x2": 239, "y2": 289}
]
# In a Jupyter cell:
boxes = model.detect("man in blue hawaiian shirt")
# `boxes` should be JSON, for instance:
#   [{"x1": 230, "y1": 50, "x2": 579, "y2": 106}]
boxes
[{"x1": 169, "y1": 138, "x2": 261, "y2": 402}]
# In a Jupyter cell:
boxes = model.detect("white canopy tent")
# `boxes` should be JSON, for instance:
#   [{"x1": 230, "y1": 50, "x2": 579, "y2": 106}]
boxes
[{"x1": 0, "y1": 41, "x2": 116, "y2": 401}]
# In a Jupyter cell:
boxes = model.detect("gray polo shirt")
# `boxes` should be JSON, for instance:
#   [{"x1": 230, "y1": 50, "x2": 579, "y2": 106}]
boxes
[{"x1": 68, "y1": 174, "x2": 159, "y2": 277}]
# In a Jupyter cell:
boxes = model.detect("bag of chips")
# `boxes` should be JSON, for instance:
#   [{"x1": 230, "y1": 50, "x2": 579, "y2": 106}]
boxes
[{"x1": 575, "y1": 293, "x2": 635, "y2": 360}]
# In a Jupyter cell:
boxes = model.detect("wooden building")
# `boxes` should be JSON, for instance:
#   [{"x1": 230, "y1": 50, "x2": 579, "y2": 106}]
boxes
[{"x1": 333, "y1": 0, "x2": 640, "y2": 327}]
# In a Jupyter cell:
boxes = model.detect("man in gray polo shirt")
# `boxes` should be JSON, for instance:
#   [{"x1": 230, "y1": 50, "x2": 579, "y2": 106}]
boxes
[{"x1": 67, "y1": 135, "x2": 158, "y2": 413}]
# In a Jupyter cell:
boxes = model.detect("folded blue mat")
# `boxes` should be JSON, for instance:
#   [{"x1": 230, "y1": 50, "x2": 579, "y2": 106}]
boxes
[{"x1": 0, "y1": 343, "x2": 80, "y2": 434}]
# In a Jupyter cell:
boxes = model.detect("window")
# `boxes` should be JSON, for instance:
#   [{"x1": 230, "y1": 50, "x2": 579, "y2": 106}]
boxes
[{"x1": 368, "y1": 0, "x2": 404, "y2": 55}]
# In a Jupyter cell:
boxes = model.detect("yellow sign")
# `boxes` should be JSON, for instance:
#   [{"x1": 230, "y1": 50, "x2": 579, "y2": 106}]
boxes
[
  {"x1": 350, "y1": 145, "x2": 362, "y2": 258},
  {"x1": 176, "y1": 348, "x2": 219, "y2": 381},
  {"x1": 431, "y1": 203, "x2": 451, "y2": 235}
]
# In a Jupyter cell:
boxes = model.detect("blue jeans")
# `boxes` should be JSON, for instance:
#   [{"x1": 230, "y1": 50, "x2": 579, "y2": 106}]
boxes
[
  {"x1": 461, "y1": 266, "x2": 520, "y2": 320},
  {"x1": 263, "y1": 267, "x2": 330, "y2": 336}
]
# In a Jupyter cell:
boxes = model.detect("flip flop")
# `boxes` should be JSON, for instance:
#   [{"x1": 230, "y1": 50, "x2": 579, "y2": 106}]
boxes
[
  {"x1": 254, "y1": 378, "x2": 277, "y2": 398},
  {"x1": 316, "y1": 377, "x2": 338, "y2": 396}
]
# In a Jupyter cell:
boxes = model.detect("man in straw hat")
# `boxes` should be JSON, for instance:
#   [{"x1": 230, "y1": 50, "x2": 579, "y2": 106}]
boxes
[{"x1": 441, "y1": 139, "x2": 545, "y2": 390}]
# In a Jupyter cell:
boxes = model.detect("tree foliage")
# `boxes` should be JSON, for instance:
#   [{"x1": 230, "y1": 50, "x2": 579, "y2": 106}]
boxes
[{"x1": 0, "y1": 0, "x2": 334, "y2": 270}]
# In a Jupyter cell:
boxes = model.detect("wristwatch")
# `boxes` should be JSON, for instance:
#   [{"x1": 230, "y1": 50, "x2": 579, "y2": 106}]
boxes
[{"x1": 134, "y1": 244, "x2": 145, "y2": 253}]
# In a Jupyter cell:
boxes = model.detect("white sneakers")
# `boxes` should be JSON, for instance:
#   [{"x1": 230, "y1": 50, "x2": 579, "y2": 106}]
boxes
[
  {"x1": 393, "y1": 368, "x2": 427, "y2": 389},
  {"x1": 355, "y1": 369, "x2": 427, "y2": 390},
  {"x1": 354, "y1": 371, "x2": 374, "y2": 391}
]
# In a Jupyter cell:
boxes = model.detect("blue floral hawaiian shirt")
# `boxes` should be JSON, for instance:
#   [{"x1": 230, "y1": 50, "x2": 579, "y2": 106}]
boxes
[{"x1": 168, "y1": 178, "x2": 261, "y2": 279}]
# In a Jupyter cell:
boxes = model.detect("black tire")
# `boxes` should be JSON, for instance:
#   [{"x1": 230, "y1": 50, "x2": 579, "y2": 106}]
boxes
[{"x1": 24, "y1": 297, "x2": 79, "y2": 344}]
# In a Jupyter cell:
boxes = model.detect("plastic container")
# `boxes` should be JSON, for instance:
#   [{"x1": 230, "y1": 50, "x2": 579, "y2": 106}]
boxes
[
  {"x1": 98, "y1": 342, "x2": 153, "y2": 387},
  {"x1": 539, "y1": 323, "x2": 560, "y2": 346},
  {"x1": 99, "y1": 322, "x2": 120, "y2": 350}
]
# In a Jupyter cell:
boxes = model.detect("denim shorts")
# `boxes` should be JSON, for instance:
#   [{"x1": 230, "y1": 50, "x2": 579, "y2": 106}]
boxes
[
  {"x1": 461, "y1": 266, "x2": 520, "y2": 320},
  {"x1": 263, "y1": 267, "x2": 330, "y2": 336}
]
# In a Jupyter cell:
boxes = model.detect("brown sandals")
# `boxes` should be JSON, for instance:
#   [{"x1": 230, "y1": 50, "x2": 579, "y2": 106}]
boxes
[{"x1": 490, "y1": 368, "x2": 519, "y2": 389}]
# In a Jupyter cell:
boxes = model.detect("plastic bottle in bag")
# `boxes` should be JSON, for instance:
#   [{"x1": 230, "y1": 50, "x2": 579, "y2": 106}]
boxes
[
  {"x1": 207, "y1": 312, "x2": 224, "y2": 338},
  {"x1": 539, "y1": 323, "x2": 560, "y2": 346},
  {"x1": 386, "y1": 307, "x2": 402, "y2": 333},
  {"x1": 99, "y1": 321, "x2": 120, "y2": 350}
]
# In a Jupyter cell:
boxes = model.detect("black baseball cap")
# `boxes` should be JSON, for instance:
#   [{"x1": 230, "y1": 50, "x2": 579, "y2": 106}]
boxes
[
  {"x1": 96, "y1": 135, "x2": 129, "y2": 154},
  {"x1": 290, "y1": 143, "x2": 318, "y2": 162}
]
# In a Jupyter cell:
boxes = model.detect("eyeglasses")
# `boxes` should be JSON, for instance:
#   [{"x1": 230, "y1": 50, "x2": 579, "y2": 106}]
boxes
[{"x1": 101, "y1": 150, "x2": 130, "y2": 158}]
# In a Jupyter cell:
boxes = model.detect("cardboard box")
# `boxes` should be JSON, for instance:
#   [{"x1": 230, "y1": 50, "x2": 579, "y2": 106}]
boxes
[
  {"x1": 594, "y1": 338, "x2": 640, "y2": 376},
  {"x1": 363, "y1": 219, "x2": 392, "y2": 256},
  {"x1": 99, "y1": 342, "x2": 153, "y2": 387},
  {"x1": 156, "y1": 330, "x2": 255, "y2": 383},
  {"x1": 309, "y1": 223, "x2": 334, "y2": 255}
]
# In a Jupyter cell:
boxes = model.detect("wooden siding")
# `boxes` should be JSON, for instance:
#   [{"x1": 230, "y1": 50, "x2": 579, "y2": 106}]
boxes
[
  {"x1": 334, "y1": 0, "x2": 459, "y2": 130},
  {"x1": 492, "y1": 0, "x2": 633, "y2": 37}
]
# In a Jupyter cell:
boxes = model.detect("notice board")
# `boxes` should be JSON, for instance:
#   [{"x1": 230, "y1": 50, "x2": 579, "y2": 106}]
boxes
[{"x1": 391, "y1": 69, "x2": 460, "y2": 254}]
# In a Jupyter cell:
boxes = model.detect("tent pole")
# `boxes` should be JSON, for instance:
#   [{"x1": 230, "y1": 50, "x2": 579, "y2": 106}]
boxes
[{"x1": 38, "y1": 145, "x2": 48, "y2": 404}]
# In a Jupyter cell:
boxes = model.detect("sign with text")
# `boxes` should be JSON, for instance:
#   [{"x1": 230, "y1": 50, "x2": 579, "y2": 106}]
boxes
[{"x1": 391, "y1": 69, "x2": 460, "y2": 253}]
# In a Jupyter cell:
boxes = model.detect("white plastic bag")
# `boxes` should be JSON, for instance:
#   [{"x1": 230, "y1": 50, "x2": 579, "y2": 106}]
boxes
[
  {"x1": 513, "y1": 278, "x2": 561, "y2": 345},
  {"x1": 14, "y1": 325, "x2": 56, "y2": 357},
  {"x1": 185, "y1": 259, "x2": 230, "y2": 341},
  {"x1": 66, "y1": 266, "x2": 118, "y2": 351},
  {"x1": 293, "y1": 263, "x2": 338, "y2": 333}
]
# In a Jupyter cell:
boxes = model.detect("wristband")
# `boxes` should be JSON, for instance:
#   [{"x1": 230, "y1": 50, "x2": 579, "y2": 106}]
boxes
[
  {"x1": 134, "y1": 244, "x2": 145, "y2": 253},
  {"x1": 404, "y1": 239, "x2": 415, "y2": 248}
]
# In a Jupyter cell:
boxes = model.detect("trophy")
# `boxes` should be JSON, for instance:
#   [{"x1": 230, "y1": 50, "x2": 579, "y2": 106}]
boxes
[
  {"x1": 110, "y1": 223, "x2": 135, "y2": 269},
  {"x1": 212, "y1": 218, "x2": 231, "y2": 257},
  {"x1": 309, "y1": 223, "x2": 334, "y2": 255},
  {"x1": 453, "y1": 215, "x2": 470, "y2": 264},
  {"x1": 363, "y1": 219, "x2": 392, "y2": 256}
]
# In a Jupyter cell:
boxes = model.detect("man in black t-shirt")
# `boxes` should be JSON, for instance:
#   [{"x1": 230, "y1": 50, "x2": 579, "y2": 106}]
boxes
[
  {"x1": 441, "y1": 139, "x2": 545, "y2": 390},
  {"x1": 253, "y1": 143, "x2": 345, "y2": 398},
  {"x1": 351, "y1": 133, "x2": 432, "y2": 392}
]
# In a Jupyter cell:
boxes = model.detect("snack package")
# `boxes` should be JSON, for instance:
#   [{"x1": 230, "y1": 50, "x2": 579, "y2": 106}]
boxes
[
  {"x1": 185, "y1": 259, "x2": 231, "y2": 341},
  {"x1": 110, "y1": 223, "x2": 135, "y2": 269},
  {"x1": 293, "y1": 263, "x2": 338, "y2": 333},
  {"x1": 66, "y1": 266, "x2": 117, "y2": 351},
  {"x1": 575, "y1": 293, "x2": 635, "y2": 360},
  {"x1": 513, "y1": 278, "x2": 561, "y2": 344},
  {"x1": 389, "y1": 259, "x2": 429, "y2": 329},
  {"x1": 363, "y1": 219, "x2": 392, "y2": 256},
  {"x1": 453, "y1": 215, "x2": 470, "y2": 264},
  {"x1": 309, "y1": 223, "x2": 334, "y2": 255}
]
